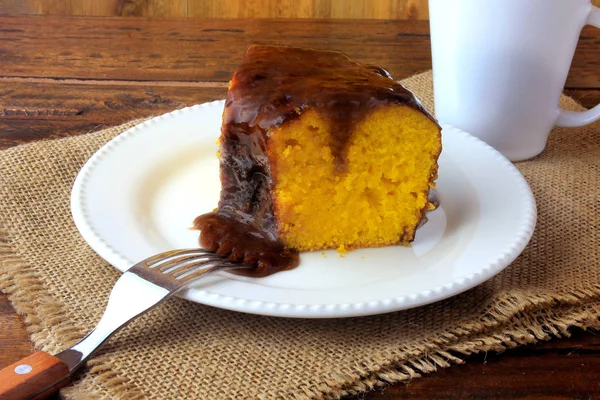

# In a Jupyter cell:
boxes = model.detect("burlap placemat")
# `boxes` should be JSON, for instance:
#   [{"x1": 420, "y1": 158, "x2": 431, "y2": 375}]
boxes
[{"x1": 1, "y1": 70, "x2": 599, "y2": 399}]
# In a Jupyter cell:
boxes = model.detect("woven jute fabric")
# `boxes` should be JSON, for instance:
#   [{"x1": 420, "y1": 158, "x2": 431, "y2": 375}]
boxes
[{"x1": 1, "y1": 70, "x2": 599, "y2": 399}]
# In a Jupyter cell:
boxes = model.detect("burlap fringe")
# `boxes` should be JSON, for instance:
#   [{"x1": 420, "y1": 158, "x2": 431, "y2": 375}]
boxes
[
  {"x1": 264, "y1": 285, "x2": 600, "y2": 399},
  {"x1": 3, "y1": 229, "x2": 600, "y2": 400},
  {"x1": 2, "y1": 222, "x2": 599, "y2": 400},
  {"x1": 0, "y1": 229, "x2": 79, "y2": 352},
  {"x1": 0, "y1": 228, "x2": 145, "y2": 399},
  {"x1": 326, "y1": 300, "x2": 600, "y2": 400}
]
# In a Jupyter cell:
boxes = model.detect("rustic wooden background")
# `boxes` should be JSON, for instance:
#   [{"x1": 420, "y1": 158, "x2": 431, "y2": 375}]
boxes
[
  {"x1": 5, "y1": 0, "x2": 600, "y2": 19},
  {"x1": 4, "y1": 0, "x2": 423, "y2": 19}
]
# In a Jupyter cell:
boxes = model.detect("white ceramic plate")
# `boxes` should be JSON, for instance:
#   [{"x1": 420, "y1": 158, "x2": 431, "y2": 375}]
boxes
[{"x1": 71, "y1": 100, "x2": 536, "y2": 318}]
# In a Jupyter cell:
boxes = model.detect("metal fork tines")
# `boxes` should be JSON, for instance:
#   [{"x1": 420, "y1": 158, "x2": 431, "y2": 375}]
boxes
[
  {"x1": 134, "y1": 248, "x2": 249, "y2": 291},
  {"x1": 55, "y1": 248, "x2": 252, "y2": 373}
]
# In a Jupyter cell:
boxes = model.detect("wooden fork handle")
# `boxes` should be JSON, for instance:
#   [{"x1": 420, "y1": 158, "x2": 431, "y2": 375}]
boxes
[{"x1": 0, "y1": 351, "x2": 70, "y2": 400}]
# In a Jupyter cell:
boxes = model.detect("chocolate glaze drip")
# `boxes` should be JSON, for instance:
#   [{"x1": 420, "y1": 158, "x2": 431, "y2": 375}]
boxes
[
  {"x1": 194, "y1": 45, "x2": 439, "y2": 276},
  {"x1": 194, "y1": 213, "x2": 299, "y2": 277}
]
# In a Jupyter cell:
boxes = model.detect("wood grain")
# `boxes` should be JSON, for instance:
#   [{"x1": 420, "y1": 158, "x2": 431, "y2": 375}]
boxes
[
  {"x1": 1, "y1": 18, "x2": 599, "y2": 91},
  {"x1": 0, "y1": 17, "x2": 432, "y2": 82},
  {"x1": 0, "y1": 293, "x2": 60, "y2": 400},
  {"x1": 188, "y1": 0, "x2": 428, "y2": 19},
  {"x1": 565, "y1": 89, "x2": 600, "y2": 108},
  {"x1": 0, "y1": 80, "x2": 226, "y2": 148},
  {"x1": 0, "y1": 295, "x2": 31, "y2": 367},
  {"x1": 116, "y1": 0, "x2": 187, "y2": 17},
  {"x1": 1, "y1": 0, "x2": 429, "y2": 19},
  {"x1": 0, "y1": 351, "x2": 70, "y2": 400},
  {"x1": 359, "y1": 329, "x2": 600, "y2": 399},
  {"x1": 1, "y1": 0, "x2": 188, "y2": 17},
  {"x1": 4, "y1": 0, "x2": 600, "y2": 19}
]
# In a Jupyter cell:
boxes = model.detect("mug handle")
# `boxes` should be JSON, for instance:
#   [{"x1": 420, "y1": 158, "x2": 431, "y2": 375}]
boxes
[{"x1": 556, "y1": 6, "x2": 600, "y2": 127}]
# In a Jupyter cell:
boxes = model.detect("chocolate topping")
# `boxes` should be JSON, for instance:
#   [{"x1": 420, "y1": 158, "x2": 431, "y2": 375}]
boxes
[
  {"x1": 224, "y1": 45, "x2": 432, "y2": 169},
  {"x1": 194, "y1": 45, "x2": 438, "y2": 276},
  {"x1": 193, "y1": 213, "x2": 299, "y2": 277}
]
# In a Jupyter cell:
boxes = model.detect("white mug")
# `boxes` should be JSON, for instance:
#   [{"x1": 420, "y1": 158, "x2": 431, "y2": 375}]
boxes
[{"x1": 429, "y1": 0, "x2": 600, "y2": 161}]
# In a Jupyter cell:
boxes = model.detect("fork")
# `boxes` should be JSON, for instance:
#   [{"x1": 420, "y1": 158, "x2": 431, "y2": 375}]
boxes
[{"x1": 0, "y1": 248, "x2": 251, "y2": 400}]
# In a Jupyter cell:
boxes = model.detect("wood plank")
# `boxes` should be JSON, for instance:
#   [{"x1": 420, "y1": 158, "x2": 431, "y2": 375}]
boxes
[
  {"x1": 564, "y1": 88, "x2": 600, "y2": 109},
  {"x1": 329, "y1": 0, "x2": 428, "y2": 20},
  {"x1": 2, "y1": 0, "x2": 429, "y2": 19},
  {"x1": 0, "y1": 293, "x2": 58, "y2": 399},
  {"x1": 190, "y1": 0, "x2": 321, "y2": 19},
  {"x1": 187, "y1": 0, "x2": 428, "y2": 19},
  {"x1": 1, "y1": 0, "x2": 188, "y2": 17},
  {"x1": 569, "y1": 25, "x2": 600, "y2": 89},
  {"x1": 0, "y1": 80, "x2": 227, "y2": 148},
  {"x1": 360, "y1": 328, "x2": 600, "y2": 399},
  {"x1": 0, "y1": 294, "x2": 32, "y2": 368},
  {"x1": 4, "y1": 0, "x2": 600, "y2": 19},
  {"x1": 115, "y1": 0, "x2": 187, "y2": 17},
  {"x1": 1, "y1": 17, "x2": 599, "y2": 90},
  {"x1": 0, "y1": 0, "x2": 32, "y2": 15},
  {"x1": 0, "y1": 16, "x2": 430, "y2": 82}
]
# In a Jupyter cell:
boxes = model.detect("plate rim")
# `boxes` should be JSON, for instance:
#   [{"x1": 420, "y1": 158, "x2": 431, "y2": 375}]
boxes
[{"x1": 71, "y1": 101, "x2": 537, "y2": 318}]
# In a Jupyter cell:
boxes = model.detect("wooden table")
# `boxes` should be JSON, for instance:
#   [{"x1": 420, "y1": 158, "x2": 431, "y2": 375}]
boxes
[{"x1": 1, "y1": 16, "x2": 599, "y2": 399}]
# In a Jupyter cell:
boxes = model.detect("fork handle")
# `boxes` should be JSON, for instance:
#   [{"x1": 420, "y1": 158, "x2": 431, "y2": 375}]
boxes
[{"x1": 0, "y1": 351, "x2": 70, "y2": 400}]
